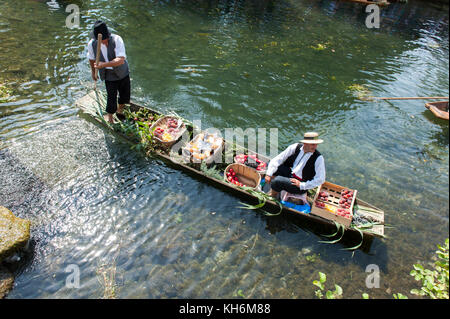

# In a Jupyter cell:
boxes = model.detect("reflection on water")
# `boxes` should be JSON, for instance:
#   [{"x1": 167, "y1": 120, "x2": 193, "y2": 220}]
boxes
[{"x1": 0, "y1": 0, "x2": 448, "y2": 298}]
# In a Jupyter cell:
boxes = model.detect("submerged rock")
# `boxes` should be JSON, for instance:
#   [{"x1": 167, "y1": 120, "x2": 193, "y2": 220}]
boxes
[
  {"x1": 0, "y1": 267, "x2": 14, "y2": 299},
  {"x1": 0, "y1": 206, "x2": 31, "y2": 261}
]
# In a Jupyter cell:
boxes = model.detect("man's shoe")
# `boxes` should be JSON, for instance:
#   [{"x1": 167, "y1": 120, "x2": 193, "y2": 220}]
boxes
[{"x1": 116, "y1": 113, "x2": 126, "y2": 121}]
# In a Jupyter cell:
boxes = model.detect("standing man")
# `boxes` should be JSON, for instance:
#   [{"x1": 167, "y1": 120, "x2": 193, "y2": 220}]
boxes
[
  {"x1": 87, "y1": 20, "x2": 130, "y2": 123},
  {"x1": 265, "y1": 132, "x2": 326, "y2": 200}
]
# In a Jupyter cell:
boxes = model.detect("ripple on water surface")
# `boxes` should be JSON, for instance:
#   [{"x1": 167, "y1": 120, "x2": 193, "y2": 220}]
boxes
[{"x1": 0, "y1": 0, "x2": 448, "y2": 299}]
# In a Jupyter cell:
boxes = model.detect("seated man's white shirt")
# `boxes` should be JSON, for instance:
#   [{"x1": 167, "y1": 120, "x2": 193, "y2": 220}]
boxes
[{"x1": 267, "y1": 144, "x2": 326, "y2": 190}]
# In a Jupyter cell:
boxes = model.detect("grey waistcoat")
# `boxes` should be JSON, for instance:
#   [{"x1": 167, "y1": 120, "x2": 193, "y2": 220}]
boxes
[{"x1": 92, "y1": 34, "x2": 129, "y2": 81}]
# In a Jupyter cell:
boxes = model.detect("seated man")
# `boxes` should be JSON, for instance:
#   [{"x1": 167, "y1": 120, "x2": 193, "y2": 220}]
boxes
[{"x1": 265, "y1": 132, "x2": 326, "y2": 201}]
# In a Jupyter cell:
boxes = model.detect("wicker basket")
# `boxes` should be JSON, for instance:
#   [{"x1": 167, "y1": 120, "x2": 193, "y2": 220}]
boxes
[
  {"x1": 234, "y1": 153, "x2": 268, "y2": 176},
  {"x1": 224, "y1": 163, "x2": 261, "y2": 189},
  {"x1": 150, "y1": 116, "x2": 187, "y2": 148}
]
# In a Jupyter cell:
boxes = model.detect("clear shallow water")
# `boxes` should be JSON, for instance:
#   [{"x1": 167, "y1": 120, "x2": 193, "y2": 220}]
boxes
[{"x1": 0, "y1": 0, "x2": 448, "y2": 298}]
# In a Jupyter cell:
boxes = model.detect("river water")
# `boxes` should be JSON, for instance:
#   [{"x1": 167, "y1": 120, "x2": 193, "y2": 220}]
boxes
[{"x1": 0, "y1": 0, "x2": 448, "y2": 298}]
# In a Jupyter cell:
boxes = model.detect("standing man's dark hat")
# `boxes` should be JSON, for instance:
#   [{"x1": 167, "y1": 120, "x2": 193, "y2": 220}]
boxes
[{"x1": 93, "y1": 20, "x2": 111, "y2": 40}]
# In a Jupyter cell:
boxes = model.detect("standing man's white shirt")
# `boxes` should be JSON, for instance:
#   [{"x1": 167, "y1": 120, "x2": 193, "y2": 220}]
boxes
[
  {"x1": 87, "y1": 34, "x2": 127, "y2": 70},
  {"x1": 266, "y1": 144, "x2": 326, "y2": 190}
]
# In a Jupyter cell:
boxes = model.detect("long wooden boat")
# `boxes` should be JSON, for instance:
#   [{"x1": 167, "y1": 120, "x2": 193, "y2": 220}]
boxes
[
  {"x1": 425, "y1": 101, "x2": 449, "y2": 120},
  {"x1": 340, "y1": 0, "x2": 390, "y2": 7},
  {"x1": 75, "y1": 91, "x2": 385, "y2": 249}
]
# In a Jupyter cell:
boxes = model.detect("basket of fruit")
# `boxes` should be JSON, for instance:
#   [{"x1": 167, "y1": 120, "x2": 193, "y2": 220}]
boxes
[
  {"x1": 150, "y1": 116, "x2": 187, "y2": 147},
  {"x1": 234, "y1": 153, "x2": 268, "y2": 175},
  {"x1": 224, "y1": 163, "x2": 261, "y2": 189},
  {"x1": 310, "y1": 182, "x2": 357, "y2": 227},
  {"x1": 182, "y1": 132, "x2": 224, "y2": 164}
]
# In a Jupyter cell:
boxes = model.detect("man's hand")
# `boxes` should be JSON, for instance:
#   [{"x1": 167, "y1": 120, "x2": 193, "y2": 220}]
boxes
[
  {"x1": 94, "y1": 61, "x2": 106, "y2": 69},
  {"x1": 290, "y1": 178, "x2": 301, "y2": 188},
  {"x1": 265, "y1": 175, "x2": 272, "y2": 183}
]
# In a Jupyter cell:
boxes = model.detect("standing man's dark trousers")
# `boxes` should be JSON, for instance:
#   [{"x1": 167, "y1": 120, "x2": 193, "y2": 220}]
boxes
[
  {"x1": 105, "y1": 74, "x2": 131, "y2": 114},
  {"x1": 270, "y1": 165, "x2": 306, "y2": 195}
]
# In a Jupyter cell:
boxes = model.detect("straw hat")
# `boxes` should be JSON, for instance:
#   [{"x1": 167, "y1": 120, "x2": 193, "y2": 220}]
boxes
[{"x1": 300, "y1": 132, "x2": 323, "y2": 144}]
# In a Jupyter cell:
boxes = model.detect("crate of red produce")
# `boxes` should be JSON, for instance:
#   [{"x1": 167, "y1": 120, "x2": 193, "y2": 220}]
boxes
[
  {"x1": 150, "y1": 116, "x2": 187, "y2": 147},
  {"x1": 310, "y1": 181, "x2": 357, "y2": 227},
  {"x1": 224, "y1": 163, "x2": 261, "y2": 189},
  {"x1": 234, "y1": 153, "x2": 268, "y2": 175}
]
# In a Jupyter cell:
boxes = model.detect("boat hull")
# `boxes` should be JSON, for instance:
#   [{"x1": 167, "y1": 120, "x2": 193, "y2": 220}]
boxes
[
  {"x1": 425, "y1": 101, "x2": 449, "y2": 120},
  {"x1": 75, "y1": 92, "x2": 385, "y2": 244}
]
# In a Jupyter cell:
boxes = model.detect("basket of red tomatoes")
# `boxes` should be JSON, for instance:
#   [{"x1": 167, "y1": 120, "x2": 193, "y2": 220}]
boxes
[
  {"x1": 234, "y1": 153, "x2": 268, "y2": 175},
  {"x1": 224, "y1": 163, "x2": 261, "y2": 189}
]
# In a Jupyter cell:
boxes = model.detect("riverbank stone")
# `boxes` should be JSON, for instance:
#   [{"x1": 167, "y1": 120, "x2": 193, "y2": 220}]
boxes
[
  {"x1": 0, "y1": 266, "x2": 14, "y2": 298},
  {"x1": 0, "y1": 206, "x2": 31, "y2": 261}
]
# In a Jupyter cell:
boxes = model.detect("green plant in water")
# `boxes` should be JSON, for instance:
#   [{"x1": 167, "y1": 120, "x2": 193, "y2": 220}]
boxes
[
  {"x1": 313, "y1": 272, "x2": 343, "y2": 299},
  {"x1": 311, "y1": 43, "x2": 326, "y2": 51},
  {"x1": 96, "y1": 263, "x2": 118, "y2": 299},
  {"x1": 347, "y1": 83, "x2": 372, "y2": 100},
  {"x1": 314, "y1": 240, "x2": 447, "y2": 299},
  {"x1": 0, "y1": 82, "x2": 12, "y2": 103},
  {"x1": 410, "y1": 238, "x2": 449, "y2": 299},
  {"x1": 236, "y1": 289, "x2": 245, "y2": 298},
  {"x1": 306, "y1": 253, "x2": 319, "y2": 263},
  {"x1": 393, "y1": 293, "x2": 408, "y2": 299}
]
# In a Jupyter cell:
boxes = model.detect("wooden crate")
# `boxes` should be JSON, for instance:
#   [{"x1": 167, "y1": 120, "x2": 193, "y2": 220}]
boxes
[
  {"x1": 224, "y1": 163, "x2": 261, "y2": 189},
  {"x1": 150, "y1": 116, "x2": 187, "y2": 148},
  {"x1": 182, "y1": 132, "x2": 224, "y2": 164},
  {"x1": 354, "y1": 203, "x2": 384, "y2": 224},
  {"x1": 310, "y1": 181, "x2": 357, "y2": 227}
]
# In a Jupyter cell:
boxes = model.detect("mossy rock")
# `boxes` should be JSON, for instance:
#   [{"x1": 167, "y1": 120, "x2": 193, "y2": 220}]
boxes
[{"x1": 0, "y1": 206, "x2": 31, "y2": 262}]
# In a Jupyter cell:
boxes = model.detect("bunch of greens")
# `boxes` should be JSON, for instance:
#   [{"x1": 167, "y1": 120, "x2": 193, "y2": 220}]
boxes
[
  {"x1": 119, "y1": 109, "x2": 162, "y2": 154},
  {"x1": 318, "y1": 221, "x2": 364, "y2": 251},
  {"x1": 199, "y1": 162, "x2": 223, "y2": 180},
  {"x1": 88, "y1": 90, "x2": 163, "y2": 154},
  {"x1": 238, "y1": 186, "x2": 283, "y2": 216}
]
